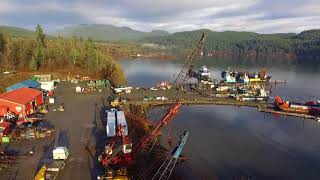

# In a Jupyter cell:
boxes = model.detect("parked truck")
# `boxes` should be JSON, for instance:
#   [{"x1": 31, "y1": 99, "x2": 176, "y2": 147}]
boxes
[{"x1": 34, "y1": 146, "x2": 69, "y2": 180}]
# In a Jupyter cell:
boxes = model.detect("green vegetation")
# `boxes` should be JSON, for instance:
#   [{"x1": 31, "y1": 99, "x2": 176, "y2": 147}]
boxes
[
  {"x1": 0, "y1": 25, "x2": 35, "y2": 38},
  {"x1": 142, "y1": 29, "x2": 320, "y2": 59},
  {"x1": 0, "y1": 25, "x2": 126, "y2": 85},
  {"x1": 53, "y1": 24, "x2": 170, "y2": 42},
  {"x1": 2, "y1": 24, "x2": 319, "y2": 60}
]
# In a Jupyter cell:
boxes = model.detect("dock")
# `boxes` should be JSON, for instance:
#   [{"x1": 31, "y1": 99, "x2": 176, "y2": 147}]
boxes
[
  {"x1": 123, "y1": 88, "x2": 268, "y2": 108},
  {"x1": 128, "y1": 99, "x2": 266, "y2": 108},
  {"x1": 258, "y1": 106, "x2": 319, "y2": 121},
  {"x1": 121, "y1": 88, "x2": 320, "y2": 122},
  {"x1": 268, "y1": 80, "x2": 287, "y2": 84}
]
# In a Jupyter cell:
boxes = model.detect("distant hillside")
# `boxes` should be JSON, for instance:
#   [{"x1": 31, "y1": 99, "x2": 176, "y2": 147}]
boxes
[
  {"x1": 142, "y1": 29, "x2": 320, "y2": 59},
  {"x1": 0, "y1": 25, "x2": 35, "y2": 38},
  {"x1": 52, "y1": 24, "x2": 170, "y2": 42},
  {"x1": 2, "y1": 24, "x2": 320, "y2": 59}
]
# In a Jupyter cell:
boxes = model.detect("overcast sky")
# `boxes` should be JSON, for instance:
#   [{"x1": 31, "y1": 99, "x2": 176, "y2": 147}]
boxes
[{"x1": 1, "y1": 0, "x2": 320, "y2": 33}]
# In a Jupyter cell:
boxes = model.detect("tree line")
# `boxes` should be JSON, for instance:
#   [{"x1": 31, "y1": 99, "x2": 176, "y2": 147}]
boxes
[
  {"x1": 0, "y1": 25, "x2": 125, "y2": 85},
  {"x1": 143, "y1": 29, "x2": 320, "y2": 59}
]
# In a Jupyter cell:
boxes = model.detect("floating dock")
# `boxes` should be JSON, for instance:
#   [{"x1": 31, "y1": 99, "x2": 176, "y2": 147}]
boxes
[{"x1": 258, "y1": 106, "x2": 319, "y2": 121}]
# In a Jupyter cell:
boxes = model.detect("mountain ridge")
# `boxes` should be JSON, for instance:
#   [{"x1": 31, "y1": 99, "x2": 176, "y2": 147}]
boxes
[
  {"x1": 51, "y1": 24, "x2": 170, "y2": 42},
  {"x1": 1, "y1": 24, "x2": 319, "y2": 59}
]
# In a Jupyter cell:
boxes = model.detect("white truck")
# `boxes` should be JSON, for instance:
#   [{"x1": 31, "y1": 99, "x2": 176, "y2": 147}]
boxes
[{"x1": 45, "y1": 146, "x2": 69, "y2": 180}]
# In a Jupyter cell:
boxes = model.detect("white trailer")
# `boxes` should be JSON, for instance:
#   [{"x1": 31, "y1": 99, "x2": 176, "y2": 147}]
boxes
[
  {"x1": 116, "y1": 111, "x2": 128, "y2": 136},
  {"x1": 106, "y1": 116, "x2": 116, "y2": 137},
  {"x1": 106, "y1": 109, "x2": 116, "y2": 120},
  {"x1": 45, "y1": 147, "x2": 69, "y2": 180}
]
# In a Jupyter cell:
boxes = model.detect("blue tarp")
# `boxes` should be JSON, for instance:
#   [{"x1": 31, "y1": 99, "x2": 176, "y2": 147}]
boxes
[{"x1": 6, "y1": 80, "x2": 41, "y2": 92}]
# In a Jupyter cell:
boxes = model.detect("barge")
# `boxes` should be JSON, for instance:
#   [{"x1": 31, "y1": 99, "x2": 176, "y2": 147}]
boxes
[{"x1": 274, "y1": 96, "x2": 320, "y2": 116}]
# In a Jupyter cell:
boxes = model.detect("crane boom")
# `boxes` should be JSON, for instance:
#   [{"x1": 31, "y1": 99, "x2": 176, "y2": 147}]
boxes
[
  {"x1": 173, "y1": 32, "x2": 207, "y2": 84},
  {"x1": 99, "y1": 31, "x2": 207, "y2": 169},
  {"x1": 133, "y1": 101, "x2": 181, "y2": 156},
  {"x1": 152, "y1": 131, "x2": 189, "y2": 180},
  {"x1": 133, "y1": 32, "x2": 206, "y2": 157}
]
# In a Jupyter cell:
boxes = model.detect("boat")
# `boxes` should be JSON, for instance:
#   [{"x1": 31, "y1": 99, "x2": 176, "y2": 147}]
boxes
[
  {"x1": 274, "y1": 96, "x2": 320, "y2": 115},
  {"x1": 221, "y1": 69, "x2": 236, "y2": 83},
  {"x1": 247, "y1": 71, "x2": 271, "y2": 82},
  {"x1": 195, "y1": 66, "x2": 211, "y2": 81},
  {"x1": 221, "y1": 68, "x2": 271, "y2": 83}
]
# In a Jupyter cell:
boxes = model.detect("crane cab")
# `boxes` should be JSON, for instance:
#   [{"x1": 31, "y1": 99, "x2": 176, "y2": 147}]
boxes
[
  {"x1": 105, "y1": 145, "x2": 113, "y2": 156},
  {"x1": 123, "y1": 143, "x2": 132, "y2": 154}
]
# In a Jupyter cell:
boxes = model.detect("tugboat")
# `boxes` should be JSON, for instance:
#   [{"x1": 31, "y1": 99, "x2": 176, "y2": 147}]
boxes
[
  {"x1": 221, "y1": 68, "x2": 237, "y2": 83},
  {"x1": 195, "y1": 66, "x2": 211, "y2": 81},
  {"x1": 274, "y1": 96, "x2": 320, "y2": 115}
]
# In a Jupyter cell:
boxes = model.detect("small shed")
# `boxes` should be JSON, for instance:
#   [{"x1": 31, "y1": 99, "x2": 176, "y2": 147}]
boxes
[{"x1": 6, "y1": 80, "x2": 41, "y2": 92}]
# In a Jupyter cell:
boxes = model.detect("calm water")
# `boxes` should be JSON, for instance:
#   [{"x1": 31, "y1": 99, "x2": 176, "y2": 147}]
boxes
[{"x1": 120, "y1": 57, "x2": 320, "y2": 180}]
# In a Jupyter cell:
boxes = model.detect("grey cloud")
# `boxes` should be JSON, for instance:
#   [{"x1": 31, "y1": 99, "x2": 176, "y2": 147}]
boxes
[{"x1": 0, "y1": 0, "x2": 320, "y2": 33}]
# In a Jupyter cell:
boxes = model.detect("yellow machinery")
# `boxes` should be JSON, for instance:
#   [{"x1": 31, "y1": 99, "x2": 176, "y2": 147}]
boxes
[
  {"x1": 102, "y1": 168, "x2": 129, "y2": 180},
  {"x1": 111, "y1": 98, "x2": 120, "y2": 107},
  {"x1": 34, "y1": 165, "x2": 46, "y2": 180},
  {"x1": 113, "y1": 169, "x2": 130, "y2": 180}
]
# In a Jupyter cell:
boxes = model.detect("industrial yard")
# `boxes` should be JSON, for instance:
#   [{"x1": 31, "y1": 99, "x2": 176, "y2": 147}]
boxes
[
  {"x1": 0, "y1": 32, "x2": 320, "y2": 180},
  {"x1": 0, "y1": 70, "x2": 319, "y2": 180},
  {"x1": 0, "y1": 81, "x2": 111, "y2": 180},
  {"x1": 0, "y1": 78, "x2": 197, "y2": 180}
]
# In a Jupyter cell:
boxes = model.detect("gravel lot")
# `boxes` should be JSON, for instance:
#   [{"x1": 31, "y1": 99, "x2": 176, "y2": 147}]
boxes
[{"x1": 0, "y1": 82, "x2": 112, "y2": 180}]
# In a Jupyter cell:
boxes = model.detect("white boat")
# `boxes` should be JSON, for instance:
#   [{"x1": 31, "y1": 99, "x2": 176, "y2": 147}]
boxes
[{"x1": 196, "y1": 66, "x2": 211, "y2": 81}]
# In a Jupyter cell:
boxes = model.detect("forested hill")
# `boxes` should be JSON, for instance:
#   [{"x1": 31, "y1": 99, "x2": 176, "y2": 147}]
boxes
[
  {"x1": 142, "y1": 29, "x2": 320, "y2": 59},
  {"x1": 0, "y1": 25, "x2": 126, "y2": 85},
  {"x1": 2, "y1": 24, "x2": 320, "y2": 59},
  {"x1": 52, "y1": 24, "x2": 170, "y2": 42},
  {"x1": 0, "y1": 26, "x2": 35, "y2": 38}
]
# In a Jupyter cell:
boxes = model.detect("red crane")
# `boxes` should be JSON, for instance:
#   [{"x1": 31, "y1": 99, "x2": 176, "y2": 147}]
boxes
[
  {"x1": 100, "y1": 101, "x2": 181, "y2": 168},
  {"x1": 99, "y1": 31, "x2": 207, "y2": 171}
]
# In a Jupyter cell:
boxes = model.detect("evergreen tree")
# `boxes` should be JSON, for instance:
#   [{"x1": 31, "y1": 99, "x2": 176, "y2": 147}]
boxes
[
  {"x1": 35, "y1": 24, "x2": 45, "y2": 47},
  {"x1": 31, "y1": 24, "x2": 46, "y2": 70}
]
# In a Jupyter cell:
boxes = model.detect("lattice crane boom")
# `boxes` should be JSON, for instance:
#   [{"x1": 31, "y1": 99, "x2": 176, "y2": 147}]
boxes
[
  {"x1": 99, "y1": 31, "x2": 207, "y2": 169},
  {"x1": 152, "y1": 131, "x2": 189, "y2": 180},
  {"x1": 173, "y1": 32, "x2": 207, "y2": 84}
]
